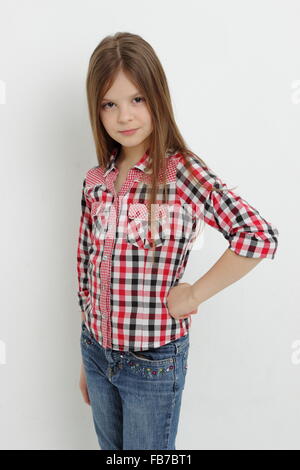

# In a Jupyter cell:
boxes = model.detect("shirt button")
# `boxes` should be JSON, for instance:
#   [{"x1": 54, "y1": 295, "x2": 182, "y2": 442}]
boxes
[
  {"x1": 102, "y1": 314, "x2": 107, "y2": 318},
  {"x1": 103, "y1": 255, "x2": 107, "y2": 260}
]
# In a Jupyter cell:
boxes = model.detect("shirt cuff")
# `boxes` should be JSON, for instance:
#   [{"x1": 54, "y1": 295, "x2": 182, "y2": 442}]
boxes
[{"x1": 228, "y1": 229, "x2": 279, "y2": 259}]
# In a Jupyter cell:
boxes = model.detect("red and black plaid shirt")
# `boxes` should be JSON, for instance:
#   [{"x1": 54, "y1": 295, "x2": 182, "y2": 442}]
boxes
[{"x1": 76, "y1": 147, "x2": 279, "y2": 351}]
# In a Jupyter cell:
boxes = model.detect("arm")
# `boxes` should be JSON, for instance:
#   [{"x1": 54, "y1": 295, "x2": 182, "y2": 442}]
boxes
[
  {"x1": 167, "y1": 155, "x2": 279, "y2": 319},
  {"x1": 191, "y1": 247, "x2": 263, "y2": 305},
  {"x1": 76, "y1": 176, "x2": 92, "y2": 322}
]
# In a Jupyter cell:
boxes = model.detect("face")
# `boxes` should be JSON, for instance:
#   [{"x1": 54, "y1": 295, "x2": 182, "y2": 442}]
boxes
[{"x1": 99, "y1": 69, "x2": 153, "y2": 155}]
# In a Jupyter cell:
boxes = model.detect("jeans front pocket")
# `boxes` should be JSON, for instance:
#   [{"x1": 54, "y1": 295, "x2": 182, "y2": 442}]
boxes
[
  {"x1": 129, "y1": 349, "x2": 174, "y2": 364},
  {"x1": 129, "y1": 339, "x2": 176, "y2": 364},
  {"x1": 126, "y1": 347, "x2": 175, "y2": 380}
]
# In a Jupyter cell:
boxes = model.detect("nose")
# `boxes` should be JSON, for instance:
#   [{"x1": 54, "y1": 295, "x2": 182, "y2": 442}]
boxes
[{"x1": 117, "y1": 105, "x2": 134, "y2": 122}]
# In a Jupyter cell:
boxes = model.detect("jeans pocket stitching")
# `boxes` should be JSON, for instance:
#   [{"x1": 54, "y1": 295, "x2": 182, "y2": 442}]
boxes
[
  {"x1": 129, "y1": 351, "x2": 174, "y2": 364},
  {"x1": 126, "y1": 356, "x2": 175, "y2": 377}
]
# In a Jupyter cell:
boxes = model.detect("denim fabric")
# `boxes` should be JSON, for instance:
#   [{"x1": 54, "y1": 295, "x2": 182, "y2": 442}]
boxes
[{"x1": 80, "y1": 321, "x2": 190, "y2": 450}]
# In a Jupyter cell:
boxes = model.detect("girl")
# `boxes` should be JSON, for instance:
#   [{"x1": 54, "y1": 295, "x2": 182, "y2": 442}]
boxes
[{"x1": 77, "y1": 32, "x2": 279, "y2": 451}]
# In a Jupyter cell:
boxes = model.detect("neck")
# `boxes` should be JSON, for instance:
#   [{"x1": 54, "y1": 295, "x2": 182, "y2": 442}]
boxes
[{"x1": 116, "y1": 145, "x2": 148, "y2": 169}]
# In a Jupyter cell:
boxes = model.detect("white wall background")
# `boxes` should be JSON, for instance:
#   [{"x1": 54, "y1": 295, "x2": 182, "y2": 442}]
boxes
[{"x1": 0, "y1": 0, "x2": 298, "y2": 450}]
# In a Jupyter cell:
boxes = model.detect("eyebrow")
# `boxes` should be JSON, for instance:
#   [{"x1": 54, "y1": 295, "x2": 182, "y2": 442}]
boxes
[{"x1": 101, "y1": 92, "x2": 141, "y2": 102}]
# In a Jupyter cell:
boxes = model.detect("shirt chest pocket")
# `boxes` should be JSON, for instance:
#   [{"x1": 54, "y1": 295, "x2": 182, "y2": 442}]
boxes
[
  {"x1": 91, "y1": 201, "x2": 110, "y2": 240},
  {"x1": 126, "y1": 203, "x2": 170, "y2": 249}
]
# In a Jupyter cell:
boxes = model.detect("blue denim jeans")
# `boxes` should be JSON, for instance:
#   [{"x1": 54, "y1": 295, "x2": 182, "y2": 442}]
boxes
[{"x1": 80, "y1": 321, "x2": 190, "y2": 450}]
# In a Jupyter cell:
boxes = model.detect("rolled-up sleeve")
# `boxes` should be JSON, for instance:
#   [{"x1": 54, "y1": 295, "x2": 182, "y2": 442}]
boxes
[
  {"x1": 176, "y1": 155, "x2": 279, "y2": 259},
  {"x1": 76, "y1": 176, "x2": 92, "y2": 312}
]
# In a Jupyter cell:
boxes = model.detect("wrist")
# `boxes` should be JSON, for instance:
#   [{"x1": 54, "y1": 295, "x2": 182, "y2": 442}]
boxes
[{"x1": 191, "y1": 282, "x2": 202, "y2": 307}]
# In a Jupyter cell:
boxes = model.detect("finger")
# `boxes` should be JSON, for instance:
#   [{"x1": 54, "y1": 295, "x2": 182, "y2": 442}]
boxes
[{"x1": 180, "y1": 309, "x2": 197, "y2": 319}]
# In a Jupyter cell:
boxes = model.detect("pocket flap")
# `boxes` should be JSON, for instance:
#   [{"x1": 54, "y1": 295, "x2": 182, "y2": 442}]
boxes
[
  {"x1": 91, "y1": 201, "x2": 108, "y2": 217},
  {"x1": 128, "y1": 203, "x2": 168, "y2": 221}
]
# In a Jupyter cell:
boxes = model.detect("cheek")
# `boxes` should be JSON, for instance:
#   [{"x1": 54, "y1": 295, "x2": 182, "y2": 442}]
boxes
[
  {"x1": 141, "y1": 109, "x2": 152, "y2": 129},
  {"x1": 100, "y1": 114, "x2": 113, "y2": 131}
]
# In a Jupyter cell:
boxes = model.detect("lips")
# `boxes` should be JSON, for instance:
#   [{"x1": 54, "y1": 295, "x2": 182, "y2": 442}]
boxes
[{"x1": 119, "y1": 128, "x2": 139, "y2": 135}]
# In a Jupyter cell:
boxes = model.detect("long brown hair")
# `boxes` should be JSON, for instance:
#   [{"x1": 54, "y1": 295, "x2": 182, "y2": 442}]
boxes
[{"x1": 86, "y1": 32, "x2": 237, "y2": 262}]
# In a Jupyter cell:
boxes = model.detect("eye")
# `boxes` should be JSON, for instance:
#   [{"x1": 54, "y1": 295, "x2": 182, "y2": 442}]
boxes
[
  {"x1": 101, "y1": 101, "x2": 114, "y2": 110},
  {"x1": 101, "y1": 96, "x2": 145, "y2": 110},
  {"x1": 133, "y1": 96, "x2": 145, "y2": 104}
]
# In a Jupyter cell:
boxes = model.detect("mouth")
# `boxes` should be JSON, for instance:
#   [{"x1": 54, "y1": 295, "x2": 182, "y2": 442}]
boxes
[{"x1": 119, "y1": 128, "x2": 139, "y2": 135}]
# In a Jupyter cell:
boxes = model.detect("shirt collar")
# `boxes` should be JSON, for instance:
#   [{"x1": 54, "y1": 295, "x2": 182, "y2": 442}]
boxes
[
  {"x1": 103, "y1": 146, "x2": 176, "y2": 177},
  {"x1": 103, "y1": 146, "x2": 151, "y2": 177}
]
